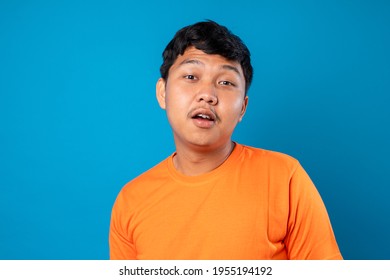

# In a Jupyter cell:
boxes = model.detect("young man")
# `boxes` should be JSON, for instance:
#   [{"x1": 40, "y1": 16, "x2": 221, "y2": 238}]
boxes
[{"x1": 109, "y1": 21, "x2": 342, "y2": 260}]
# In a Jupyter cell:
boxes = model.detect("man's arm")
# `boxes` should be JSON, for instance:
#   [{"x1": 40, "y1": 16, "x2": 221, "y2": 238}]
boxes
[
  {"x1": 109, "y1": 193, "x2": 137, "y2": 260},
  {"x1": 285, "y1": 163, "x2": 343, "y2": 260}
]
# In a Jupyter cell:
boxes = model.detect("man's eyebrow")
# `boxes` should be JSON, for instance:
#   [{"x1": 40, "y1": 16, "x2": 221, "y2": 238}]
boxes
[
  {"x1": 178, "y1": 59, "x2": 241, "y2": 75},
  {"x1": 178, "y1": 59, "x2": 203, "y2": 66},
  {"x1": 222, "y1": 64, "x2": 240, "y2": 75}
]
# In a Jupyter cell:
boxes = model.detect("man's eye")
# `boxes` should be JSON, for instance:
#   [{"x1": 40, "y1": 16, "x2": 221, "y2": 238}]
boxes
[
  {"x1": 184, "y1": 75, "x2": 196, "y2": 80},
  {"x1": 219, "y1": 80, "x2": 235, "y2": 86}
]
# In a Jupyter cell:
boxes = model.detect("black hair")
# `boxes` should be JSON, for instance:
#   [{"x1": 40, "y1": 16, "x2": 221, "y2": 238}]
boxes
[{"x1": 160, "y1": 20, "x2": 253, "y2": 94}]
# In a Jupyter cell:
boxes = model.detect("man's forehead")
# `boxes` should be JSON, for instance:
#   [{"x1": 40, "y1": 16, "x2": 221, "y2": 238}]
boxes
[
  {"x1": 174, "y1": 47, "x2": 243, "y2": 74},
  {"x1": 178, "y1": 46, "x2": 235, "y2": 62}
]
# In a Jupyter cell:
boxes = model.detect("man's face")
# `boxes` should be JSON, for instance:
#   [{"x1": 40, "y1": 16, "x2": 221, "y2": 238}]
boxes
[{"x1": 156, "y1": 46, "x2": 248, "y2": 150}]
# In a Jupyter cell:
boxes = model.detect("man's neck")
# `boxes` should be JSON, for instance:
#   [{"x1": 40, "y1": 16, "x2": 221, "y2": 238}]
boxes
[{"x1": 173, "y1": 141, "x2": 235, "y2": 176}]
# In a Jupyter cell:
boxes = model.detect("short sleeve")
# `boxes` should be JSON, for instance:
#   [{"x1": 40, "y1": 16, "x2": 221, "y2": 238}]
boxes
[
  {"x1": 284, "y1": 163, "x2": 342, "y2": 260},
  {"x1": 109, "y1": 192, "x2": 137, "y2": 260}
]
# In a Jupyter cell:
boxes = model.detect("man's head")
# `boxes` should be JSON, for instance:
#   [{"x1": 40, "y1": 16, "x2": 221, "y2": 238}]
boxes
[
  {"x1": 156, "y1": 20, "x2": 251, "y2": 153},
  {"x1": 160, "y1": 20, "x2": 253, "y2": 94}
]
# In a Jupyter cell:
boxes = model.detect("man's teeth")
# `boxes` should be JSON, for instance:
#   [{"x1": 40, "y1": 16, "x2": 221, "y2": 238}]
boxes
[{"x1": 197, "y1": 114, "x2": 211, "y2": 119}]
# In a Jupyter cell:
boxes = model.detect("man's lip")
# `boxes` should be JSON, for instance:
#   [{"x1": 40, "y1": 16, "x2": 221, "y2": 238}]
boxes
[{"x1": 189, "y1": 108, "x2": 217, "y2": 121}]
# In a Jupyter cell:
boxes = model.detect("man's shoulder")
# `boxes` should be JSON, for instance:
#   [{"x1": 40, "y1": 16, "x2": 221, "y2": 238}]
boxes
[
  {"x1": 119, "y1": 156, "x2": 172, "y2": 197},
  {"x1": 240, "y1": 144, "x2": 299, "y2": 167},
  {"x1": 237, "y1": 143, "x2": 303, "y2": 183}
]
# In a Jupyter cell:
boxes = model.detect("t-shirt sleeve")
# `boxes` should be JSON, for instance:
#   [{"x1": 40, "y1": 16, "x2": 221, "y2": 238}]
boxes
[
  {"x1": 284, "y1": 162, "x2": 343, "y2": 260},
  {"x1": 109, "y1": 191, "x2": 137, "y2": 260}
]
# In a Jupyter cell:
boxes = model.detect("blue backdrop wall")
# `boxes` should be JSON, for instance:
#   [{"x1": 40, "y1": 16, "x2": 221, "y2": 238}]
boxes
[{"x1": 1, "y1": 0, "x2": 389, "y2": 260}]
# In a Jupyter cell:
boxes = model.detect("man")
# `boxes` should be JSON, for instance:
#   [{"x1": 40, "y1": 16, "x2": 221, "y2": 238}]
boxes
[{"x1": 109, "y1": 20, "x2": 342, "y2": 260}]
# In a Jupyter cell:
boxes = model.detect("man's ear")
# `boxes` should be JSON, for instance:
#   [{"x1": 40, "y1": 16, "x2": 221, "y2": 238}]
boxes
[
  {"x1": 238, "y1": 96, "x2": 249, "y2": 122},
  {"x1": 156, "y1": 78, "x2": 167, "y2": 109}
]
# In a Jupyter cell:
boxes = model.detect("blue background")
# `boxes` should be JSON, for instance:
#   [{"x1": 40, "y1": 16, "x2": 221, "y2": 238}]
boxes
[{"x1": 1, "y1": 0, "x2": 389, "y2": 260}]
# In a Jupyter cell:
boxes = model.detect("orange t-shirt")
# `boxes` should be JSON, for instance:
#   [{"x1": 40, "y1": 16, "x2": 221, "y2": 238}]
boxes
[{"x1": 110, "y1": 143, "x2": 342, "y2": 260}]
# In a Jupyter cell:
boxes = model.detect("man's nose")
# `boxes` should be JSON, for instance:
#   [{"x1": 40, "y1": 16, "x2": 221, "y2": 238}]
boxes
[{"x1": 196, "y1": 82, "x2": 218, "y2": 105}]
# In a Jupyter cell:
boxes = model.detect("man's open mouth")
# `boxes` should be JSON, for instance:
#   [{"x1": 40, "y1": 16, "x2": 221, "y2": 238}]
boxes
[
  {"x1": 192, "y1": 113, "x2": 215, "y2": 121},
  {"x1": 190, "y1": 108, "x2": 217, "y2": 121},
  {"x1": 189, "y1": 108, "x2": 217, "y2": 128}
]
